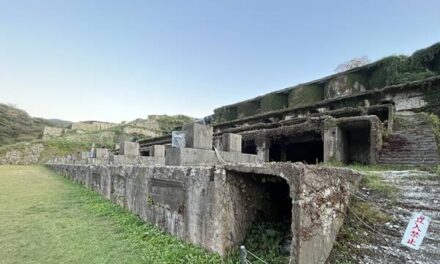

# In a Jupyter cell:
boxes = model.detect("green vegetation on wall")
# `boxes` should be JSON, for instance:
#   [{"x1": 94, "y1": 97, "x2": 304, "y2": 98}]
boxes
[
  {"x1": 152, "y1": 115, "x2": 194, "y2": 135},
  {"x1": 369, "y1": 43, "x2": 440, "y2": 89},
  {"x1": 213, "y1": 106, "x2": 238, "y2": 123},
  {"x1": 325, "y1": 72, "x2": 369, "y2": 99},
  {"x1": 288, "y1": 84, "x2": 324, "y2": 107},
  {"x1": 237, "y1": 100, "x2": 260, "y2": 118},
  {"x1": 260, "y1": 93, "x2": 288, "y2": 112}
]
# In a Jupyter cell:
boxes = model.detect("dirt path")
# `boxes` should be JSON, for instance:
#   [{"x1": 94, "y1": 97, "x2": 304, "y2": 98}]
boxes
[{"x1": 355, "y1": 170, "x2": 439, "y2": 264}]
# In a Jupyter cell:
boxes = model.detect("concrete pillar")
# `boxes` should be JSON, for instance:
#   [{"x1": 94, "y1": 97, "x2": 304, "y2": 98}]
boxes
[
  {"x1": 256, "y1": 138, "x2": 271, "y2": 162},
  {"x1": 323, "y1": 120, "x2": 345, "y2": 164},
  {"x1": 95, "y1": 148, "x2": 109, "y2": 159},
  {"x1": 150, "y1": 145, "x2": 165, "y2": 157},
  {"x1": 120, "y1": 141, "x2": 140, "y2": 156},
  {"x1": 183, "y1": 123, "x2": 213, "y2": 150},
  {"x1": 81, "y1": 152, "x2": 89, "y2": 159},
  {"x1": 221, "y1": 133, "x2": 242, "y2": 152},
  {"x1": 386, "y1": 104, "x2": 395, "y2": 133}
]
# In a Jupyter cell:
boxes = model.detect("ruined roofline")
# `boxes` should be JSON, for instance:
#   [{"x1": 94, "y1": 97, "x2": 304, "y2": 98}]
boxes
[
  {"x1": 213, "y1": 75, "x2": 440, "y2": 127},
  {"x1": 214, "y1": 42, "x2": 440, "y2": 111},
  {"x1": 138, "y1": 74, "x2": 439, "y2": 146}
]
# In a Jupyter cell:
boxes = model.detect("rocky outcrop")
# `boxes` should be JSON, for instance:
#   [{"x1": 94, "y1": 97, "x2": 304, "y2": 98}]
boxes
[{"x1": 0, "y1": 143, "x2": 44, "y2": 165}]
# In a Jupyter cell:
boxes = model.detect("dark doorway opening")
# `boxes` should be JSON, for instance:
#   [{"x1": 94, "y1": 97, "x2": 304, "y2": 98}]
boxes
[
  {"x1": 340, "y1": 123, "x2": 371, "y2": 164},
  {"x1": 226, "y1": 171, "x2": 292, "y2": 261},
  {"x1": 242, "y1": 139, "x2": 257, "y2": 155},
  {"x1": 368, "y1": 107, "x2": 389, "y2": 123},
  {"x1": 140, "y1": 149, "x2": 151, "y2": 156},
  {"x1": 269, "y1": 133, "x2": 323, "y2": 164}
]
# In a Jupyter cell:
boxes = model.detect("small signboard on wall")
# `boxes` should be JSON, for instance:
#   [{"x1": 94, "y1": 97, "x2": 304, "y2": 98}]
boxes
[
  {"x1": 172, "y1": 131, "x2": 186, "y2": 148},
  {"x1": 401, "y1": 212, "x2": 431, "y2": 250}
]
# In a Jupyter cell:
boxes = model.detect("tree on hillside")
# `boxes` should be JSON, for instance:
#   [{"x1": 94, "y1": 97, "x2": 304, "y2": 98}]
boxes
[{"x1": 335, "y1": 56, "x2": 371, "y2": 72}]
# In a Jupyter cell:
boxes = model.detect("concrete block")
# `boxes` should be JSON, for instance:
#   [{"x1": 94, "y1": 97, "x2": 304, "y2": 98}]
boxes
[
  {"x1": 150, "y1": 145, "x2": 165, "y2": 157},
  {"x1": 221, "y1": 133, "x2": 242, "y2": 152},
  {"x1": 109, "y1": 154, "x2": 165, "y2": 166},
  {"x1": 165, "y1": 147, "x2": 259, "y2": 166},
  {"x1": 81, "y1": 152, "x2": 89, "y2": 159},
  {"x1": 183, "y1": 123, "x2": 213, "y2": 150},
  {"x1": 95, "y1": 148, "x2": 109, "y2": 159},
  {"x1": 119, "y1": 141, "x2": 139, "y2": 156}
]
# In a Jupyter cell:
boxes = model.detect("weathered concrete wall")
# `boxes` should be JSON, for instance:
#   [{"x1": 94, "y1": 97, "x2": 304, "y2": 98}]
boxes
[
  {"x1": 47, "y1": 162, "x2": 361, "y2": 264},
  {"x1": 288, "y1": 84, "x2": 324, "y2": 107},
  {"x1": 260, "y1": 92, "x2": 288, "y2": 112},
  {"x1": 165, "y1": 147, "x2": 259, "y2": 166},
  {"x1": 119, "y1": 141, "x2": 140, "y2": 156},
  {"x1": 323, "y1": 115, "x2": 383, "y2": 164},
  {"x1": 324, "y1": 72, "x2": 369, "y2": 100},
  {"x1": 122, "y1": 126, "x2": 160, "y2": 138},
  {"x1": 183, "y1": 123, "x2": 213, "y2": 150},
  {"x1": 71, "y1": 121, "x2": 117, "y2": 131},
  {"x1": 42, "y1": 126, "x2": 64, "y2": 139},
  {"x1": 109, "y1": 155, "x2": 165, "y2": 166},
  {"x1": 237, "y1": 100, "x2": 260, "y2": 118}
]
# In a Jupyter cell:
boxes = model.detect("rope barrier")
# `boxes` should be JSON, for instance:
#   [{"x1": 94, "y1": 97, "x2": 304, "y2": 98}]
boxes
[{"x1": 246, "y1": 250, "x2": 269, "y2": 264}]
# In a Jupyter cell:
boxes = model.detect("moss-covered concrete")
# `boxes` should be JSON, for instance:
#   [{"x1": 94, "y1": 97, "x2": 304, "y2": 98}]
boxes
[
  {"x1": 260, "y1": 93, "x2": 288, "y2": 112},
  {"x1": 288, "y1": 84, "x2": 324, "y2": 107},
  {"x1": 369, "y1": 56, "x2": 406, "y2": 89},
  {"x1": 214, "y1": 106, "x2": 238, "y2": 123},
  {"x1": 325, "y1": 72, "x2": 369, "y2": 100},
  {"x1": 237, "y1": 100, "x2": 260, "y2": 118}
]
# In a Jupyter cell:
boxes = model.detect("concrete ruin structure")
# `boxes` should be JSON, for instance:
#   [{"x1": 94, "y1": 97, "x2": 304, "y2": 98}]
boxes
[
  {"x1": 47, "y1": 43, "x2": 440, "y2": 263},
  {"x1": 70, "y1": 120, "x2": 118, "y2": 131},
  {"x1": 47, "y1": 162, "x2": 361, "y2": 264},
  {"x1": 140, "y1": 43, "x2": 440, "y2": 167},
  {"x1": 42, "y1": 126, "x2": 65, "y2": 139}
]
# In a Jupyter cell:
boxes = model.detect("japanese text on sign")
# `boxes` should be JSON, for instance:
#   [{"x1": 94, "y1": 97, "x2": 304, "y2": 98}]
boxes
[{"x1": 401, "y1": 212, "x2": 431, "y2": 250}]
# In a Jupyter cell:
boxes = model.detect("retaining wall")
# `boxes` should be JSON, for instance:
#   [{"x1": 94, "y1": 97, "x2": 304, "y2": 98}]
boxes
[{"x1": 47, "y1": 162, "x2": 361, "y2": 264}]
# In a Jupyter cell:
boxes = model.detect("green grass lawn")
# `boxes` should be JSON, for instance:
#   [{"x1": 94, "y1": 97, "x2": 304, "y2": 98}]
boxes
[{"x1": 0, "y1": 165, "x2": 226, "y2": 264}]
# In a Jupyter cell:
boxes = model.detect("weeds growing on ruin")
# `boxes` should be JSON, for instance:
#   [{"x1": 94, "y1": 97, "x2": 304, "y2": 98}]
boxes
[{"x1": 230, "y1": 220, "x2": 291, "y2": 264}]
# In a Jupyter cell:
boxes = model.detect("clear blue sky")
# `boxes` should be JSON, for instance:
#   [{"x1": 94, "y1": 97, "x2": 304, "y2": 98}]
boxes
[{"x1": 1, "y1": 0, "x2": 440, "y2": 122}]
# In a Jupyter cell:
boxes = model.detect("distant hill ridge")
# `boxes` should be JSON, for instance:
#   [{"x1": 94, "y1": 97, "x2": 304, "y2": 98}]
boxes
[
  {"x1": 0, "y1": 103, "x2": 194, "y2": 146},
  {"x1": 0, "y1": 103, "x2": 71, "y2": 146}
]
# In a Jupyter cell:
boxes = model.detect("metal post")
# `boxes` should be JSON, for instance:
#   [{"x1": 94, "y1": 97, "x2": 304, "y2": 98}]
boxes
[{"x1": 240, "y1": 245, "x2": 247, "y2": 264}]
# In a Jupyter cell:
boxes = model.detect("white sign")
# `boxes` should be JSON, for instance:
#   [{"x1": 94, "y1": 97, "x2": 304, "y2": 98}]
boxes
[
  {"x1": 401, "y1": 212, "x2": 431, "y2": 250},
  {"x1": 171, "y1": 131, "x2": 186, "y2": 148}
]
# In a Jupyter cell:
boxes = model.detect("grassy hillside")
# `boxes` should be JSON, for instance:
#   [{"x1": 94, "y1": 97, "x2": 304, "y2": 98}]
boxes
[
  {"x1": 0, "y1": 103, "x2": 71, "y2": 146},
  {"x1": 0, "y1": 104, "x2": 47, "y2": 146},
  {"x1": 0, "y1": 103, "x2": 196, "y2": 163},
  {"x1": 152, "y1": 115, "x2": 196, "y2": 134}
]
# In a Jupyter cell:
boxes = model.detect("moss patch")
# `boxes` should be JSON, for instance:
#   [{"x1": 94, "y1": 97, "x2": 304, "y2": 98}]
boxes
[
  {"x1": 214, "y1": 106, "x2": 238, "y2": 123},
  {"x1": 237, "y1": 100, "x2": 260, "y2": 118},
  {"x1": 288, "y1": 84, "x2": 324, "y2": 107},
  {"x1": 260, "y1": 93, "x2": 288, "y2": 112},
  {"x1": 368, "y1": 43, "x2": 440, "y2": 89},
  {"x1": 324, "y1": 72, "x2": 369, "y2": 99}
]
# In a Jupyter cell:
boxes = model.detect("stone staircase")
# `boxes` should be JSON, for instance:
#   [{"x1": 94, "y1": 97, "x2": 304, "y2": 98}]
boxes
[{"x1": 379, "y1": 112, "x2": 440, "y2": 166}]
